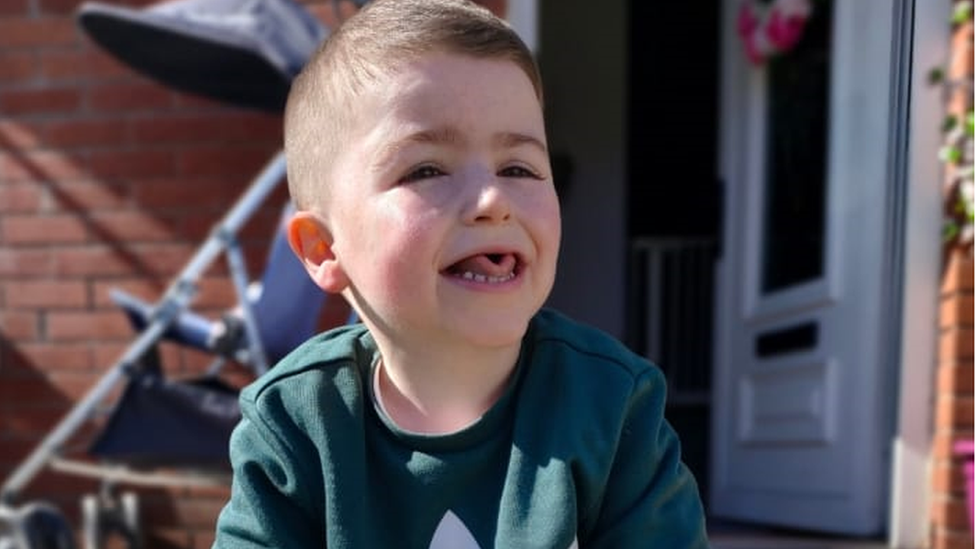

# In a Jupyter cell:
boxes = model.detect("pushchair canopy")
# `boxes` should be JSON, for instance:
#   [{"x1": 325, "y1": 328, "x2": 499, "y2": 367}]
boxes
[{"x1": 77, "y1": 0, "x2": 329, "y2": 112}]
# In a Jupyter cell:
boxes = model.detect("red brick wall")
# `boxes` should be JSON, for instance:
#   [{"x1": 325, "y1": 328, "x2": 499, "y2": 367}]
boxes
[
  {"x1": 929, "y1": 4, "x2": 975, "y2": 548},
  {"x1": 0, "y1": 1, "x2": 505, "y2": 547},
  {"x1": 931, "y1": 252, "x2": 975, "y2": 549}
]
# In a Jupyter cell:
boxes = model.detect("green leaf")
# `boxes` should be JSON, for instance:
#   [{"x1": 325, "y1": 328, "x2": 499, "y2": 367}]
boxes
[
  {"x1": 967, "y1": 111, "x2": 975, "y2": 136},
  {"x1": 952, "y1": 1, "x2": 973, "y2": 24},
  {"x1": 943, "y1": 114, "x2": 960, "y2": 133},
  {"x1": 940, "y1": 144, "x2": 963, "y2": 164},
  {"x1": 929, "y1": 67, "x2": 946, "y2": 85},
  {"x1": 944, "y1": 220, "x2": 960, "y2": 242}
]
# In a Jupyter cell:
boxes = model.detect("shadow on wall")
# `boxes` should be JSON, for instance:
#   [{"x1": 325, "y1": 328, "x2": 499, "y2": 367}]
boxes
[
  {"x1": 0, "y1": 338, "x2": 109, "y2": 539},
  {"x1": 0, "y1": 121, "x2": 287, "y2": 291},
  {"x1": 0, "y1": 332, "x2": 236, "y2": 547}
]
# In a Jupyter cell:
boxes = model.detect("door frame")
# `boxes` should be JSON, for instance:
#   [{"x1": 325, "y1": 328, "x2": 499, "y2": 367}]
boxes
[{"x1": 889, "y1": 0, "x2": 951, "y2": 545}]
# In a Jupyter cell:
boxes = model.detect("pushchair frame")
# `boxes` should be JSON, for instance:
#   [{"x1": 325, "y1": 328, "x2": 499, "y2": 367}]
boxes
[{"x1": 0, "y1": 150, "x2": 290, "y2": 546}]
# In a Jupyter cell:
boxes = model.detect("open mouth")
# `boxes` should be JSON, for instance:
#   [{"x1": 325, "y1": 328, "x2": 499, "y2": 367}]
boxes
[{"x1": 443, "y1": 252, "x2": 521, "y2": 283}]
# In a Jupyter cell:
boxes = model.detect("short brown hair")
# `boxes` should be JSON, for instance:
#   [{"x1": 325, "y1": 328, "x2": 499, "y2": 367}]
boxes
[{"x1": 283, "y1": 0, "x2": 543, "y2": 211}]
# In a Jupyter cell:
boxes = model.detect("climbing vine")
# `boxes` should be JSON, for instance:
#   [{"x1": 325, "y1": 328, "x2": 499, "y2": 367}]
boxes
[{"x1": 931, "y1": 1, "x2": 974, "y2": 250}]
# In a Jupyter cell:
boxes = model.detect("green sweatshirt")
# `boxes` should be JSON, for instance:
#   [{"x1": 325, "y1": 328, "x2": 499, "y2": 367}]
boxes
[{"x1": 213, "y1": 308, "x2": 709, "y2": 548}]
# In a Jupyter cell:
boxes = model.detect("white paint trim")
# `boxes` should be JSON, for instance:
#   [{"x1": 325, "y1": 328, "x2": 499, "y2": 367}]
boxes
[{"x1": 888, "y1": 0, "x2": 950, "y2": 546}]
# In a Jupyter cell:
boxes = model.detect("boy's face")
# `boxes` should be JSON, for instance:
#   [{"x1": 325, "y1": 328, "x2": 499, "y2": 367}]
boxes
[{"x1": 299, "y1": 53, "x2": 560, "y2": 352}]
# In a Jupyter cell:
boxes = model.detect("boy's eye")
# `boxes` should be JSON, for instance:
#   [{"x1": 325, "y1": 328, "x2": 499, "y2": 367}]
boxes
[
  {"x1": 499, "y1": 165, "x2": 542, "y2": 179},
  {"x1": 399, "y1": 165, "x2": 445, "y2": 184}
]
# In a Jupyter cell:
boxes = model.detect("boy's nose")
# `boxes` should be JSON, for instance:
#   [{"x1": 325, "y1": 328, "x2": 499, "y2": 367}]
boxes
[{"x1": 464, "y1": 177, "x2": 512, "y2": 225}]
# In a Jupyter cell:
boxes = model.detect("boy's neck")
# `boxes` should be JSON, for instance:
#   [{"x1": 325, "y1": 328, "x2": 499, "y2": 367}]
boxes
[{"x1": 372, "y1": 343, "x2": 520, "y2": 434}]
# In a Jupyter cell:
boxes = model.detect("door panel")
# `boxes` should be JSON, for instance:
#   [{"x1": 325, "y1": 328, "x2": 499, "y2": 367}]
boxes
[{"x1": 711, "y1": 0, "x2": 893, "y2": 534}]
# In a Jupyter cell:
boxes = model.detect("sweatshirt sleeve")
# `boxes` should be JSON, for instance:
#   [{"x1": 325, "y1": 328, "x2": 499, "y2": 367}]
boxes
[
  {"x1": 212, "y1": 397, "x2": 323, "y2": 548},
  {"x1": 587, "y1": 367, "x2": 711, "y2": 548}
]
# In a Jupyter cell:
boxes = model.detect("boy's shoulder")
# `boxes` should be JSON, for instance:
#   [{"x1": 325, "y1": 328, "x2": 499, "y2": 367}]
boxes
[
  {"x1": 240, "y1": 322, "x2": 373, "y2": 403},
  {"x1": 528, "y1": 308, "x2": 664, "y2": 384}
]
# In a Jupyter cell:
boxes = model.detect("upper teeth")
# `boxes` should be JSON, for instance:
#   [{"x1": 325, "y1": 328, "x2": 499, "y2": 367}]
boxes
[{"x1": 460, "y1": 271, "x2": 515, "y2": 283}]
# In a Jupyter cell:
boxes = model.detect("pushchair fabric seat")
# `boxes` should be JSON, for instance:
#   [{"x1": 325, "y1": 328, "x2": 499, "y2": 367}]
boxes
[
  {"x1": 110, "y1": 201, "x2": 327, "y2": 367},
  {"x1": 77, "y1": 0, "x2": 329, "y2": 112},
  {"x1": 88, "y1": 372, "x2": 240, "y2": 468}
]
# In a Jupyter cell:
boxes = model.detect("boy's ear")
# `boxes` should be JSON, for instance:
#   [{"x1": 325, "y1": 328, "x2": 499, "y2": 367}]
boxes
[{"x1": 286, "y1": 211, "x2": 350, "y2": 293}]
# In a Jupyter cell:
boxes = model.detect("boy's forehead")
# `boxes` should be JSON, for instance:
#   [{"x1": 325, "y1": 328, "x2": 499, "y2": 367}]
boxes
[
  {"x1": 362, "y1": 53, "x2": 540, "y2": 119},
  {"x1": 353, "y1": 55, "x2": 545, "y2": 151}
]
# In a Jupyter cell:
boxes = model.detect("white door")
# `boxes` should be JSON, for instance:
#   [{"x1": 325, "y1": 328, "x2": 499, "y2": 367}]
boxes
[{"x1": 711, "y1": 0, "x2": 894, "y2": 534}]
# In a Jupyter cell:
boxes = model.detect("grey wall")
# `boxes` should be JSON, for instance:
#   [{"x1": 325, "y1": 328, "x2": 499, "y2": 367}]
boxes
[{"x1": 538, "y1": 1, "x2": 627, "y2": 338}]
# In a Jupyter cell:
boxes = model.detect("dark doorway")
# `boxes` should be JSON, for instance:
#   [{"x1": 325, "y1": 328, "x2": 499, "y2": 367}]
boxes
[{"x1": 626, "y1": 0, "x2": 722, "y2": 507}]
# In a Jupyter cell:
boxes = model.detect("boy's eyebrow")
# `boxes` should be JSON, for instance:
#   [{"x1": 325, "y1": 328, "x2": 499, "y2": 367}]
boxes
[
  {"x1": 495, "y1": 131, "x2": 549, "y2": 155},
  {"x1": 374, "y1": 127, "x2": 548, "y2": 168}
]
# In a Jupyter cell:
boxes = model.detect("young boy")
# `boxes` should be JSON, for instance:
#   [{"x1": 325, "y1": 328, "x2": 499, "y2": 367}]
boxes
[{"x1": 213, "y1": 0, "x2": 710, "y2": 547}]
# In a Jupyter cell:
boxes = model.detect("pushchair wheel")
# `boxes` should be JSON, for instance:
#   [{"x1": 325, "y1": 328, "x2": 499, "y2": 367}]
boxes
[
  {"x1": 119, "y1": 492, "x2": 140, "y2": 544},
  {"x1": 81, "y1": 495, "x2": 100, "y2": 549},
  {"x1": 3, "y1": 501, "x2": 76, "y2": 549},
  {"x1": 82, "y1": 492, "x2": 141, "y2": 549}
]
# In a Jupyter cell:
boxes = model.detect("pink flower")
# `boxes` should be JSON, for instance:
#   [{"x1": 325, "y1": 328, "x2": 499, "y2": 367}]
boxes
[
  {"x1": 737, "y1": 3, "x2": 758, "y2": 37},
  {"x1": 743, "y1": 36, "x2": 765, "y2": 65},
  {"x1": 765, "y1": 7, "x2": 809, "y2": 52},
  {"x1": 736, "y1": 0, "x2": 812, "y2": 65}
]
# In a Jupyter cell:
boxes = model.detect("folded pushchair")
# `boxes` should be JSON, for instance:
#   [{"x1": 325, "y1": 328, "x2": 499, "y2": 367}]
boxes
[{"x1": 0, "y1": 0, "x2": 363, "y2": 547}]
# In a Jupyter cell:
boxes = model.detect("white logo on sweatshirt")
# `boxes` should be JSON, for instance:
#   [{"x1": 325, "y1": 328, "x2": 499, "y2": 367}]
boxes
[{"x1": 428, "y1": 511, "x2": 579, "y2": 549}]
